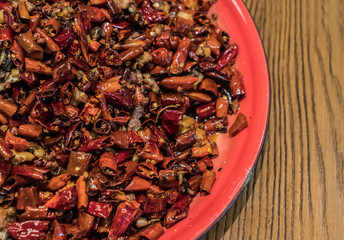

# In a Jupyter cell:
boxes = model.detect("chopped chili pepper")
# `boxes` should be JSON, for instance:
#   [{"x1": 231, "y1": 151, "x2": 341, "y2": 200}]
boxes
[{"x1": 0, "y1": 0, "x2": 247, "y2": 238}]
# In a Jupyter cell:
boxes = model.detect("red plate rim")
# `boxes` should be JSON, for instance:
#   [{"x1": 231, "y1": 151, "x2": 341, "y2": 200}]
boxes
[{"x1": 160, "y1": 0, "x2": 271, "y2": 239}]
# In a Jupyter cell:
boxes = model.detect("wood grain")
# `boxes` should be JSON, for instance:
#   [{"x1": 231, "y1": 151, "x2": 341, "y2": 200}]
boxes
[{"x1": 201, "y1": 0, "x2": 344, "y2": 239}]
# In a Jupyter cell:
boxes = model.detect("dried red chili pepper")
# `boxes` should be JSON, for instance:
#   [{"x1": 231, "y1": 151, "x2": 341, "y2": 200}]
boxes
[
  {"x1": 230, "y1": 69, "x2": 246, "y2": 97},
  {"x1": 0, "y1": 27, "x2": 13, "y2": 48},
  {"x1": 108, "y1": 201, "x2": 141, "y2": 239},
  {"x1": 16, "y1": 186, "x2": 39, "y2": 210},
  {"x1": 52, "y1": 61, "x2": 76, "y2": 84},
  {"x1": 87, "y1": 201, "x2": 113, "y2": 218},
  {"x1": 54, "y1": 29, "x2": 75, "y2": 50},
  {"x1": 216, "y1": 44, "x2": 239, "y2": 70},
  {"x1": 164, "y1": 194, "x2": 192, "y2": 228},
  {"x1": 9, "y1": 40, "x2": 24, "y2": 68},
  {"x1": 64, "y1": 122, "x2": 83, "y2": 151},
  {"x1": 144, "y1": 185, "x2": 167, "y2": 214},
  {"x1": 196, "y1": 102, "x2": 216, "y2": 119},
  {"x1": 44, "y1": 187, "x2": 77, "y2": 210},
  {"x1": 11, "y1": 165, "x2": 46, "y2": 181},
  {"x1": 66, "y1": 151, "x2": 92, "y2": 177},
  {"x1": 170, "y1": 38, "x2": 191, "y2": 74},
  {"x1": 7, "y1": 220, "x2": 50, "y2": 240},
  {"x1": 124, "y1": 176, "x2": 152, "y2": 192},
  {"x1": 20, "y1": 72, "x2": 38, "y2": 87},
  {"x1": 140, "y1": 0, "x2": 166, "y2": 24},
  {"x1": 161, "y1": 109, "x2": 183, "y2": 135},
  {"x1": 99, "y1": 151, "x2": 117, "y2": 175}
]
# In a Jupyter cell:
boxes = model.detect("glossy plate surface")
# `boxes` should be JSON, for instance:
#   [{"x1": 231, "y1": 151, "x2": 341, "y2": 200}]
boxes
[{"x1": 160, "y1": 0, "x2": 270, "y2": 239}]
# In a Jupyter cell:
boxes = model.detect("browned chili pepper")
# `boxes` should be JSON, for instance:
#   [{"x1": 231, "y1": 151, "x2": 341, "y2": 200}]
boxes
[
  {"x1": 159, "y1": 76, "x2": 198, "y2": 91},
  {"x1": 16, "y1": 186, "x2": 39, "y2": 210},
  {"x1": 99, "y1": 151, "x2": 117, "y2": 175},
  {"x1": 0, "y1": 113, "x2": 8, "y2": 125},
  {"x1": 137, "y1": 162, "x2": 158, "y2": 179},
  {"x1": 11, "y1": 165, "x2": 47, "y2": 181},
  {"x1": 151, "y1": 48, "x2": 173, "y2": 67},
  {"x1": 148, "y1": 91, "x2": 161, "y2": 114},
  {"x1": 28, "y1": 13, "x2": 42, "y2": 32},
  {"x1": 50, "y1": 220, "x2": 67, "y2": 240},
  {"x1": 113, "y1": 39, "x2": 146, "y2": 50},
  {"x1": 204, "y1": 118, "x2": 228, "y2": 134},
  {"x1": 230, "y1": 69, "x2": 246, "y2": 97},
  {"x1": 118, "y1": 46, "x2": 144, "y2": 61},
  {"x1": 164, "y1": 194, "x2": 191, "y2": 228},
  {"x1": 89, "y1": 0, "x2": 107, "y2": 5},
  {"x1": 138, "y1": 140, "x2": 163, "y2": 163},
  {"x1": 18, "y1": 206, "x2": 48, "y2": 221},
  {"x1": 74, "y1": 14, "x2": 89, "y2": 62},
  {"x1": 199, "y1": 78, "x2": 218, "y2": 96},
  {"x1": 52, "y1": 61, "x2": 76, "y2": 84},
  {"x1": 35, "y1": 28, "x2": 60, "y2": 52},
  {"x1": 216, "y1": 97, "x2": 229, "y2": 118},
  {"x1": 60, "y1": 81, "x2": 75, "y2": 105},
  {"x1": 134, "y1": 222, "x2": 165, "y2": 240},
  {"x1": 18, "y1": 124, "x2": 42, "y2": 139},
  {"x1": 16, "y1": 30, "x2": 44, "y2": 60},
  {"x1": 25, "y1": 58, "x2": 52, "y2": 75},
  {"x1": 66, "y1": 151, "x2": 92, "y2": 177},
  {"x1": 228, "y1": 112, "x2": 248, "y2": 137},
  {"x1": 76, "y1": 176, "x2": 88, "y2": 210},
  {"x1": 5, "y1": 130, "x2": 30, "y2": 151},
  {"x1": 44, "y1": 19, "x2": 62, "y2": 37},
  {"x1": 46, "y1": 174, "x2": 71, "y2": 191},
  {"x1": 9, "y1": 40, "x2": 24, "y2": 68},
  {"x1": 77, "y1": 211, "x2": 95, "y2": 238},
  {"x1": 170, "y1": 37, "x2": 191, "y2": 74},
  {"x1": 175, "y1": 130, "x2": 196, "y2": 151},
  {"x1": 200, "y1": 170, "x2": 216, "y2": 195},
  {"x1": 124, "y1": 176, "x2": 152, "y2": 192},
  {"x1": 0, "y1": 99, "x2": 18, "y2": 118},
  {"x1": 185, "y1": 92, "x2": 212, "y2": 103},
  {"x1": 18, "y1": 0, "x2": 30, "y2": 20}
]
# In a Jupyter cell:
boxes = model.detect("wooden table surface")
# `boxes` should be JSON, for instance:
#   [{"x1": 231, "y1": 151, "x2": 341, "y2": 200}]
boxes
[{"x1": 201, "y1": 0, "x2": 344, "y2": 239}]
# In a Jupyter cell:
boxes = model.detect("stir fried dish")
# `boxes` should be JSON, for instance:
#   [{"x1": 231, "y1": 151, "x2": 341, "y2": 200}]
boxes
[{"x1": 0, "y1": 0, "x2": 248, "y2": 239}]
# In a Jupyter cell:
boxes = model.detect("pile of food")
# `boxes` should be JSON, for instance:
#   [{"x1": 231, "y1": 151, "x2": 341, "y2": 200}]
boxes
[{"x1": 0, "y1": 0, "x2": 247, "y2": 239}]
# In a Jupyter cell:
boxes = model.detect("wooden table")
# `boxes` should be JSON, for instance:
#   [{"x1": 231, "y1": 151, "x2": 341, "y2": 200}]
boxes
[{"x1": 201, "y1": 0, "x2": 344, "y2": 239}]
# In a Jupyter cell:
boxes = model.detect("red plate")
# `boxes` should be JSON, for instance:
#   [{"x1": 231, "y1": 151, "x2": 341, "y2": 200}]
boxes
[{"x1": 160, "y1": 0, "x2": 270, "y2": 239}]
